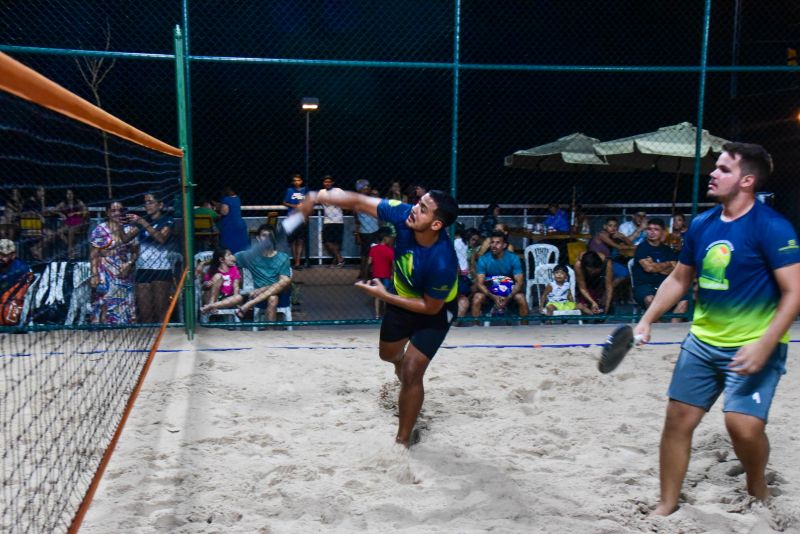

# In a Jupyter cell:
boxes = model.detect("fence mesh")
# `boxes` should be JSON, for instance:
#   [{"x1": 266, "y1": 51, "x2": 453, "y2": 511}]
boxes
[{"x1": 1, "y1": 1, "x2": 798, "y2": 325}]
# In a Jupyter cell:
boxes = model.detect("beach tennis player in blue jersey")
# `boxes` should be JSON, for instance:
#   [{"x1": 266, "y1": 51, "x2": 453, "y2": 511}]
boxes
[
  {"x1": 299, "y1": 188, "x2": 459, "y2": 447},
  {"x1": 634, "y1": 142, "x2": 800, "y2": 515}
]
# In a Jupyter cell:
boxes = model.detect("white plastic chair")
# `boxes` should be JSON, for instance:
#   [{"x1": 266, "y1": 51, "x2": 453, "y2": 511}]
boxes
[
  {"x1": 524, "y1": 244, "x2": 559, "y2": 309},
  {"x1": 196, "y1": 251, "x2": 241, "y2": 325},
  {"x1": 535, "y1": 263, "x2": 582, "y2": 323}
]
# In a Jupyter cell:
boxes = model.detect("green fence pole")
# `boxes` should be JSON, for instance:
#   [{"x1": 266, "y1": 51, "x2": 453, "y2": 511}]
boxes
[
  {"x1": 449, "y1": 0, "x2": 461, "y2": 202},
  {"x1": 175, "y1": 26, "x2": 195, "y2": 340}
]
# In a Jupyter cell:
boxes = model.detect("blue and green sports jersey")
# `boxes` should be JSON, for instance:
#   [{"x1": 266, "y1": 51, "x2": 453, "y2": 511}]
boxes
[
  {"x1": 680, "y1": 201, "x2": 800, "y2": 347},
  {"x1": 376, "y1": 199, "x2": 458, "y2": 303}
]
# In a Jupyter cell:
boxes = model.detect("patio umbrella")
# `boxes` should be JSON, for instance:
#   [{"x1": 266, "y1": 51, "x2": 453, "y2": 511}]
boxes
[
  {"x1": 593, "y1": 122, "x2": 729, "y2": 214},
  {"x1": 504, "y1": 132, "x2": 617, "y2": 172}
]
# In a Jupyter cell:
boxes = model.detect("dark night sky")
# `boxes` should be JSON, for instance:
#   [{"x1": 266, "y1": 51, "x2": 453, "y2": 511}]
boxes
[{"x1": 1, "y1": 1, "x2": 798, "y2": 223}]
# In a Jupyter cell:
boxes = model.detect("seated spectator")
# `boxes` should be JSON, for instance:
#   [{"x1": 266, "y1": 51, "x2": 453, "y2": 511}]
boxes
[
  {"x1": 571, "y1": 204, "x2": 591, "y2": 238},
  {"x1": 201, "y1": 225, "x2": 291, "y2": 322},
  {"x1": 619, "y1": 210, "x2": 647, "y2": 245},
  {"x1": 478, "y1": 203, "x2": 500, "y2": 238},
  {"x1": 587, "y1": 216, "x2": 632, "y2": 283},
  {"x1": 89, "y1": 201, "x2": 138, "y2": 325},
  {"x1": 54, "y1": 189, "x2": 89, "y2": 260},
  {"x1": 543, "y1": 203, "x2": 570, "y2": 233},
  {"x1": 367, "y1": 227, "x2": 395, "y2": 319},
  {"x1": 666, "y1": 213, "x2": 689, "y2": 252},
  {"x1": 453, "y1": 224, "x2": 475, "y2": 320},
  {"x1": 574, "y1": 250, "x2": 614, "y2": 315},
  {"x1": 541, "y1": 264, "x2": 576, "y2": 315},
  {"x1": 193, "y1": 197, "x2": 220, "y2": 223},
  {"x1": 196, "y1": 247, "x2": 241, "y2": 307},
  {"x1": 0, "y1": 239, "x2": 33, "y2": 325},
  {"x1": 632, "y1": 218, "x2": 688, "y2": 321},
  {"x1": 471, "y1": 230, "x2": 528, "y2": 323}
]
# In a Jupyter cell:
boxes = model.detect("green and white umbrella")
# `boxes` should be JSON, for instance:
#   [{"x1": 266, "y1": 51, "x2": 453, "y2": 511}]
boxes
[{"x1": 504, "y1": 132, "x2": 622, "y2": 172}]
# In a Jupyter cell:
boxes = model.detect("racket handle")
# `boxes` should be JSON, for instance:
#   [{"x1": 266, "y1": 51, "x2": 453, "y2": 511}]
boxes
[
  {"x1": 633, "y1": 334, "x2": 644, "y2": 346},
  {"x1": 281, "y1": 212, "x2": 304, "y2": 235}
]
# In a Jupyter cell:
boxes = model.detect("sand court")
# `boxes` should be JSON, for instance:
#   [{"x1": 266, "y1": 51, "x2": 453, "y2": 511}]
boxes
[{"x1": 81, "y1": 323, "x2": 800, "y2": 533}]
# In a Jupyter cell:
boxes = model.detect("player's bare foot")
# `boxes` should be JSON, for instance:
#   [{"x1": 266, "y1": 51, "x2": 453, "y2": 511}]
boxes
[{"x1": 650, "y1": 503, "x2": 679, "y2": 516}]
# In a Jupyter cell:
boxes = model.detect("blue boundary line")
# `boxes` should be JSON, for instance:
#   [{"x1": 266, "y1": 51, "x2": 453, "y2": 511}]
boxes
[{"x1": 4, "y1": 340, "x2": 800, "y2": 358}]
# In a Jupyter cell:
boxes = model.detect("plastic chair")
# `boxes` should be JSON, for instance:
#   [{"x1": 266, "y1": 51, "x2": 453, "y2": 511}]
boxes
[
  {"x1": 193, "y1": 214, "x2": 219, "y2": 249},
  {"x1": 535, "y1": 263, "x2": 582, "y2": 324},
  {"x1": 524, "y1": 243, "x2": 559, "y2": 310}
]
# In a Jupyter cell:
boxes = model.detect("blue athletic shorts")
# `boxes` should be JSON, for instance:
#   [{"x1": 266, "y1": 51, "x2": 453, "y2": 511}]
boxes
[{"x1": 667, "y1": 333, "x2": 787, "y2": 422}]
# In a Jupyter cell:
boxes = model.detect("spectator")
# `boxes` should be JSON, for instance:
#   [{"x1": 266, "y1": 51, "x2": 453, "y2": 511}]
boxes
[
  {"x1": 619, "y1": 210, "x2": 647, "y2": 245},
  {"x1": 574, "y1": 250, "x2": 614, "y2": 316},
  {"x1": 0, "y1": 239, "x2": 31, "y2": 294},
  {"x1": 0, "y1": 188, "x2": 23, "y2": 240},
  {"x1": 571, "y1": 204, "x2": 591, "y2": 238},
  {"x1": 541, "y1": 264, "x2": 576, "y2": 316},
  {"x1": 321, "y1": 175, "x2": 345, "y2": 267},
  {"x1": 282, "y1": 173, "x2": 308, "y2": 269},
  {"x1": 354, "y1": 179, "x2": 381, "y2": 280},
  {"x1": 53, "y1": 189, "x2": 89, "y2": 260},
  {"x1": 21, "y1": 186, "x2": 57, "y2": 261},
  {"x1": 453, "y1": 223, "x2": 472, "y2": 320},
  {"x1": 89, "y1": 201, "x2": 138, "y2": 325},
  {"x1": 217, "y1": 186, "x2": 249, "y2": 254},
  {"x1": 368, "y1": 227, "x2": 395, "y2": 319},
  {"x1": 196, "y1": 246, "x2": 241, "y2": 307},
  {"x1": 471, "y1": 230, "x2": 528, "y2": 323},
  {"x1": 202, "y1": 225, "x2": 291, "y2": 322},
  {"x1": 193, "y1": 197, "x2": 220, "y2": 222},
  {"x1": 386, "y1": 181, "x2": 408, "y2": 203},
  {"x1": 126, "y1": 193, "x2": 175, "y2": 324},
  {"x1": 632, "y1": 218, "x2": 688, "y2": 320},
  {"x1": 478, "y1": 203, "x2": 500, "y2": 237},
  {"x1": 667, "y1": 213, "x2": 689, "y2": 252},
  {"x1": 543, "y1": 203, "x2": 570, "y2": 232},
  {"x1": 588, "y1": 216, "x2": 633, "y2": 282},
  {"x1": 405, "y1": 183, "x2": 427, "y2": 205},
  {"x1": 0, "y1": 239, "x2": 33, "y2": 326}
]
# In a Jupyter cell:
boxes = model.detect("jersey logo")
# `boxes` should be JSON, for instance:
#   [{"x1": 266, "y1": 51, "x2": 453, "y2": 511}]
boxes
[
  {"x1": 752, "y1": 392, "x2": 761, "y2": 404},
  {"x1": 698, "y1": 240, "x2": 733, "y2": 290},
  {"x1": 779, "y1": 239, "x2": 799, "y2": 253},
  {"x1": 388, "y1": 199, "x2": 402, "y2": 207}
]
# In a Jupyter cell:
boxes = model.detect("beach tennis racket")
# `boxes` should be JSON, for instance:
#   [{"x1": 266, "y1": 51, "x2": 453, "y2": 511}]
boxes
[{"x1": 599, "y1": 325, "x2": 644, "y2": 374}]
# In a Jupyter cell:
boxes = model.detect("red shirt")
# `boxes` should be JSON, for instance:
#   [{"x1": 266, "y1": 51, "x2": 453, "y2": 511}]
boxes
[{"x1": 369, "y1": 243, "x2": 394, "y2": 279}]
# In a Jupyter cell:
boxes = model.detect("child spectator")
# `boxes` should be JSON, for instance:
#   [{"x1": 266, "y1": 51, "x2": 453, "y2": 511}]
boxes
[
  {"x1": 368, "y1": 227, "x2": 395, "y2": 319},
  {"x1": 541, "y1": 264, "x2": 576, "y2": 315},
  {"x1": 197, "y1": 247, "x2": 241, "y2": 307}
]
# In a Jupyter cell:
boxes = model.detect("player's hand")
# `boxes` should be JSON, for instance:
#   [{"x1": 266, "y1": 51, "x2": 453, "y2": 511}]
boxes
[
  {"x1": 633, "y1": 321, "x2": 651, "y2": 344},
  {"x1": 729, "y1": 341, "x2": 772, "y2": 375},
  {"x1": 355, "y1": 278, "x2": 387, "y2": 297}
]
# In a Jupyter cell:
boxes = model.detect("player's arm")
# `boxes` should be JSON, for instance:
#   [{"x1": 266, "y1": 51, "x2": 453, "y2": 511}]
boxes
[
  {"x1": 730, "y1": 262, "x2": 800, "y2": 375},
  {"x1": 376, "y1": 290, "x2": 445, "y2": 315},
  {"x1": 305, "y1": 189, "x2": 380, "y2": 220},
  {"x1": 635, "y1": 262, "x2": 695, "y2": 342}
]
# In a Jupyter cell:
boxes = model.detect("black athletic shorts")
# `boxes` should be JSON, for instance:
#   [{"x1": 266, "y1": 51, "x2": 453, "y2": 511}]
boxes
[
  {"x1": 380, "y1": 299, "x2": 458, "y2": 359},
  {"x1": 287, "y1": 223, "x2": 307, "y2": 243},
  {"x1": 322, "y1": 223, "x2": 343, "y2": 245}
]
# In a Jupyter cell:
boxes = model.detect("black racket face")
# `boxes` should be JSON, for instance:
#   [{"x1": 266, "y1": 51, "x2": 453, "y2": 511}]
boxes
[{"x1": 599, "y1": 324, "x2": 634, "y2": 374}]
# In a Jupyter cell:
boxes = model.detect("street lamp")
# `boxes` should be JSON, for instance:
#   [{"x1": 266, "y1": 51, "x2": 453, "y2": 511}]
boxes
[{"x1": 301, "y1": 97, "x2": 319, "y2": 183}]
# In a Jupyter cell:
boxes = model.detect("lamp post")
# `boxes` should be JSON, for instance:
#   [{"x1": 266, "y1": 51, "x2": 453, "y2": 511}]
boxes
[{"x1": 301, "y1": 97, "x2": 319, "y2": 183}]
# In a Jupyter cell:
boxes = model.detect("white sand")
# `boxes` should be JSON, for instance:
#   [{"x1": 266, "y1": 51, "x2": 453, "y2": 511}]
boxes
[{"x1": 81, "y1": 323, "x2": 800, "y2": 533}]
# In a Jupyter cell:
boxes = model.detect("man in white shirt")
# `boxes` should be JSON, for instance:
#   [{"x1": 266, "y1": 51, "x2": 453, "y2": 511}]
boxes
[
  {"x1": 619, "y1": 210, "x2": 647, "y2": 245},
  {"x1": 321, "y1": 175, "x2": 345, "y2": 267}
]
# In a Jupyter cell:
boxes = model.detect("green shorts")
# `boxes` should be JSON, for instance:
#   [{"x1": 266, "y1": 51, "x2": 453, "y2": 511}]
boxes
[{"x1": 546, "y1": 301, "x2": 576, "y2": 311}]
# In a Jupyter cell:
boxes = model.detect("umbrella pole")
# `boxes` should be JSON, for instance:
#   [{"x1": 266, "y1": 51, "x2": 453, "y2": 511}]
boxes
[{"x1": 671, "y1": 171, "x2": 680, "y2": 218}]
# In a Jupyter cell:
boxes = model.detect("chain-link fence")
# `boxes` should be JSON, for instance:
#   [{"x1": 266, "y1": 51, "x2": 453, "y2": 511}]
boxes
[{"x1": 2, "y1": 0, "x2": 798, "y2": 333}]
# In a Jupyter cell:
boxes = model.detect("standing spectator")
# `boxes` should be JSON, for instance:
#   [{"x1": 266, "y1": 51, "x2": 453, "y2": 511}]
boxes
[
  {"x1": 574, "y1": 250, "x2": 614, "y2": 316},
  {"x1": 282, "y1": 173, "x2": 308, "y2": 269},
  {"x1": 386, "y1": 181, "x2": 408, "y2": 203},
  {"x1": 89, "y1": 201, "x2": 138, "y2": 324},
  {"x1": 321, "y1": 175, "x2": 345, "y2": 267},
  {"x1": 217, "y1": 186, "x2": 249, "y2": 254},
  {"x1": 471, "y1": 230, "x2": 528, "y2": 323},
  {"x1": 620, "y1": 210, "x2": 648, "y2": 245},
  {"x1": 543, "y1": 203, "x2": 570, "y2": 232},
  {"x1": 632, "y1": 218, "x2": 688, "y2": 319},
  {"x1": 126, "y1": 193, "x2": 175, "y2": 324},
  {"x1": 53, "y1": 189, "x2": 88, "y2": 260},
  {"x1": 368, "y1": 227, "x2": 395, "y2": 319},
  {"x1": 1, "y1": 188, "x2": 23, "y2": 240},
  {"x1": 354, "y1": 179, "x2": 380, "y2": 280}
]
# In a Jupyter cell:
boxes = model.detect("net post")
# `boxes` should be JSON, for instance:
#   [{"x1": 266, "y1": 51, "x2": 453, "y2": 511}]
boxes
[{"x1": 175, "y1": 25, "x2": 195, "y2": 340}]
